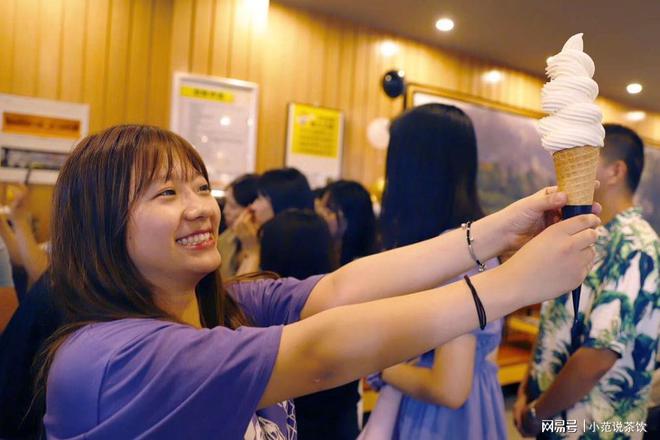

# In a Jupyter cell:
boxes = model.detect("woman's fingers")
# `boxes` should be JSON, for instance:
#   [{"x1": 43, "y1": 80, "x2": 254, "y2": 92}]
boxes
[
  {"x1": 570, "y1": 228, "x2": 599, "y2": 251},
  {"x1": 557, "y1": 214, "x2": 601, "y2": 235}
]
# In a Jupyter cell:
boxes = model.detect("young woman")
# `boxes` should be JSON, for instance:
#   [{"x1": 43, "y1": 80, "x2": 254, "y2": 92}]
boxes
[
  {"x1": 373, "y1": 103, "x2": 508, "y2": 439},
  {"x1": 316, "y1": 179, "x2": 377, "y2": 268},
  {"x1": 41, "y1": 124, "x2": 599, "y2": 439}
]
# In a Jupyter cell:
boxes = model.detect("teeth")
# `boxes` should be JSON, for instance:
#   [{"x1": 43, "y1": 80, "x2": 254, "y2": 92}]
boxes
[{"x1": 176, "y1": 232, "x2": 211, "y2": 246}]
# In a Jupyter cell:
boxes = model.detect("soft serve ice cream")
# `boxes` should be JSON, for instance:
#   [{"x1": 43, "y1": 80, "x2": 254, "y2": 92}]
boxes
[
  {"x1": 537, "y1": 33, "x2": 604, "y2": 206},
  {"x1": 538, "y1": 33, "x2": 604, "y2": 152},
  {"x1": 537, "y1": 33, "x2": 604, "y2": 325}
]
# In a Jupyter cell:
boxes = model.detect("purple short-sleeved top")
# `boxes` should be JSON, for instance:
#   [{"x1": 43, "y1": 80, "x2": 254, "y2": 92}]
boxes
[{"x1": 44, "y1": 275, "x2": 323, "y2": 440}]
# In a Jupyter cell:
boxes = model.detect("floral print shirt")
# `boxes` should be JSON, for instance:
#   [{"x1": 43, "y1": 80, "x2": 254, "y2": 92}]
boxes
[{"x1": 528, "y1": 207, "x2": 659, "y2": 439}]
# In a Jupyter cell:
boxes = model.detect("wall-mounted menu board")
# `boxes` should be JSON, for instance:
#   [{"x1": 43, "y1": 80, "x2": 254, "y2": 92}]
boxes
[
  {"x1": 0, "y1": 93, "x2": 89, "y2": 185},
  {"x1": 285, "y1": 102, "x2": 344, "y2": 188},
  {"x1": 170, "y1": 73, "x2": 258, "y2": 189}
]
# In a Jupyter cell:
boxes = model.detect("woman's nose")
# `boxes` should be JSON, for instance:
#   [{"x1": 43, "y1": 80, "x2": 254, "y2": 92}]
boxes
[{"x1": 184, "y1": 196, "x2": 214, "y2": 220}]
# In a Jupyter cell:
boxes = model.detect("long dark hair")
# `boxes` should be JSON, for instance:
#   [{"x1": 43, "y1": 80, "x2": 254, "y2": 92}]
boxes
[
  {"x1": 380, "y1": 103, "x2": 485, "y2": 249},
  {"x1": 34, "y1": 125, "x2": 249, "y2": 426},
  {"x1": 260, "y1": 209, "x2": 333, "y2": 279},
  {"x1": 258, "y1": 168, "x2": 314, "y2": 214},
  {"x1": 324, "y1": 180, "x2": 377, "y2": 265}
]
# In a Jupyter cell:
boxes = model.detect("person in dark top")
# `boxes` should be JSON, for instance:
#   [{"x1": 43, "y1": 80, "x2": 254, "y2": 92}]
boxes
[
  {"x1": 259, "y1": 209, "x2": 360, "y2": 439},
  {"x1": 0, "y1": 273, "x2": 62, "y2": 439}
]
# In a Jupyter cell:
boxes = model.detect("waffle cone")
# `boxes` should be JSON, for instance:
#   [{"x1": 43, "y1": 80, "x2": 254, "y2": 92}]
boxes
[{"x1": 552, "y1": 146, "x2": 600, "y2": 205}]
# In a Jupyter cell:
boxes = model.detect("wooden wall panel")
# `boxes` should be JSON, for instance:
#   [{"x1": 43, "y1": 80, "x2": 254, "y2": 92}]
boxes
[
  {"x1": 146, "y1": 0, "x2": 174, "y2": 128},
  {"x1": 36, "y1": 0, "x2": 63, "y2": 99},
  {"x1": 0, "y1": 0, "x2": 17, "y2": 92},
  {"x1": 124, "y1": 0, "x2": 153, "y2": 122},
  {"x1": 59, "y1": 0, "x2": 86, "y2": 102},
  {"x1": 81, "y1": 0, "x2": 110, "y2": 132},
  {"x1": 1, "y1": 0, "x2": 659, "y2": 240}
]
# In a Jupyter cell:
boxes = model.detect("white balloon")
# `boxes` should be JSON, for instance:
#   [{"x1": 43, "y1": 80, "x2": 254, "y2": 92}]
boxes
[{"x1": 367, "y1": 117, "x2": 390, "y2": 150}]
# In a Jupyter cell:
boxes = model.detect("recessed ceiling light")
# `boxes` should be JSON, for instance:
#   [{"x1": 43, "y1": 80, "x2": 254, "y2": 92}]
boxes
[
  {"x1": 435, "y1": 18, "x2": 454, "y2": 32},
  {"x1": 625, "y1": 111, "x2": 646, "y2": 122},
  {"x1": 483, "y1": 70, "x2": 503, "y2": 83},
  {"x1": 626, "y1": 83, "x2": 643, "y2": 94},
  {"x1": 379, "y1": 40, "x2": 399, "y2": 57}
]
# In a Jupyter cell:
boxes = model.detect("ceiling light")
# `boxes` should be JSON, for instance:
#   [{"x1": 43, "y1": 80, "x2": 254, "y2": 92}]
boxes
[
  {"x1": 435, "y1": 18, "x2": 454, "y2": 32},
  {"x1": 483, "y1": 70, "x2": 503, "y2": 84},
  {"x1": 625, "y1": 111, "x2": 646, "y2": 122},
  {"x1": 626, "y1": 83, "x2": 643, "y2": 94},
  {"x1": 379, "y1": 41, "x2": 399, "y2": 57}
]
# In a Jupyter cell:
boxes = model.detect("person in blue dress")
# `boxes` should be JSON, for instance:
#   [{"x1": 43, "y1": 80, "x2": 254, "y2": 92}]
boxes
[{"x1": 375, "y1": 103, "x2": 507, "y2": 439}]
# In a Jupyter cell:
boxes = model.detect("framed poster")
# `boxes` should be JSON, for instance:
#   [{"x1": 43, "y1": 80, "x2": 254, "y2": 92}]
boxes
[
  {"x1": 285, "y1": 102, "x2": 344, "y2": 188},
  {"x1": 0, "y1": 93, "x2": 89, "y2": 185},
  {"x1": 170, "y1": 72, "x2": 258, "y2": 190},
  {"x1": 407, "y1": 83, "x2": 660, "y2": 232}
]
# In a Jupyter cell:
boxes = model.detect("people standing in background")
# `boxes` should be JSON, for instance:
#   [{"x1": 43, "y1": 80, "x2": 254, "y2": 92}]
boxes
[
  {"x1": 515, "y1": 124, "x2": 659, "y2": 439},
  {"x1": 316, "y1": 180, "x2": 378, "y2": 268},
  {"x1": 233, "y1": 168, "x2": 315, "y2": 274},
  {"x1": 366, "y1": 103, "x2": 507, "y2": 439},
  {"x1": 217, "y1": 174, "x2": 259, "y2": 279},
  {"x1": 259, "y1": 208, "x2": 361, "y2": 439}
]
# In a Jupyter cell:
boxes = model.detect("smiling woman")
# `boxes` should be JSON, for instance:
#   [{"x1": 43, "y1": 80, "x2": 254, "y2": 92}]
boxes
[{"x1": 35, "y1": 124, "x2": 600, "y2": 439}]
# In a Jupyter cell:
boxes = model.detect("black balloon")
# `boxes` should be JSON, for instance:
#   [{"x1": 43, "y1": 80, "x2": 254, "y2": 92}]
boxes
[{"x1": 382, "y1": 70, "x2": 405, "y2": 98}]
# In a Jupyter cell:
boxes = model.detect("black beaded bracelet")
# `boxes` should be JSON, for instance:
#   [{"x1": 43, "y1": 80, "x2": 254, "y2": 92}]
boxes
[{"x1": 464, "y1": 274, "x2": 487, "y2": 330}]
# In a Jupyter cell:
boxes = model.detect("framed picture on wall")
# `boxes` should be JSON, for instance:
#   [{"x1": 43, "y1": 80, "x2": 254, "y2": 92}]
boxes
[
  {"x1": 285, "y1": 102, "x2": 344, "y2": 189},
  {"x1": 0, "y1": 93, "x2": 89, "y2": 185},
  {"x1": 405, "y1": 84, "x2": 660, "y2": 231},
  {"x1": 170, "y1": 72, "x2": 258, "y2": 191}
]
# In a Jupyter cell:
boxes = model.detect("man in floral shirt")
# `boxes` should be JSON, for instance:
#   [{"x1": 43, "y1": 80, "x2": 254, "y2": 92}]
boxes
[{"x1": 515, "y1": 124, "x2": 660, "y2": 439}]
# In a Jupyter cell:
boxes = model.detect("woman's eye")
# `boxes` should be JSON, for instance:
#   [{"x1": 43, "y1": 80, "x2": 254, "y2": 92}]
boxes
[
  {"x1": 199, "y1": 183, "x2": 211, "y2": 193},
  {"x1": 158, "y1": 189, "x2": 176, "y2": 197}
]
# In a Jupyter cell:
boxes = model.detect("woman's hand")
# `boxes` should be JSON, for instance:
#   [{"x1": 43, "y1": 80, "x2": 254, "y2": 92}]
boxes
[
  {"x1": 500, "y1": 213, "x2": 600, "y2": 305},
  {"x1": 513, "y1": 392, "x2": 528, "y2": 434},
  {"x1": 7, "y1": 184, "x2": 31, "y2": 225},
  {"x1": 232, "y1": 209, "x2": 260, "y2": 253},
  {"x1": 493, "y1": 186, "x2": 601, "y2": 252}
]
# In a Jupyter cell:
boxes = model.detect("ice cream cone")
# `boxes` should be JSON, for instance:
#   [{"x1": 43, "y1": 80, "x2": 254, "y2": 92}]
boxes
[{"x1": 552, "y1": 145, "x2": 599, "y2": 206}]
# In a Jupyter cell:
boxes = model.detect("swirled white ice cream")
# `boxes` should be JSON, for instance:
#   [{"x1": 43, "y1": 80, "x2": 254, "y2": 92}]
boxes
[{"x1": 538, "y1": 33, "x2": 605, "y2": 152}]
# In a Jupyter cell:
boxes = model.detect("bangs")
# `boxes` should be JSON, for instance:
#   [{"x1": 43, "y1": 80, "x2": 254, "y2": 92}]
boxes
[{"x1": 130, "y1": 128, "x2": 209, "y2": 201}]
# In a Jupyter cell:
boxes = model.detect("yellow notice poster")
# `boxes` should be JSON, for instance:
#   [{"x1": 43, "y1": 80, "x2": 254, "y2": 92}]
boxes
[{"x1": 290, "y1": 104, "x2": 341, "y2": 158}]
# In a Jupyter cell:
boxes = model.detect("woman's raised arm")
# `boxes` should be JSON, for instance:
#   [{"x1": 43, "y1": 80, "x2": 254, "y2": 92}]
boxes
[
  {"x1": 302, "y1": 187, "x2": 589, "y2": 317},
  {"x1": 260, "y1": 213, "x2": 600, "y2": 407}
]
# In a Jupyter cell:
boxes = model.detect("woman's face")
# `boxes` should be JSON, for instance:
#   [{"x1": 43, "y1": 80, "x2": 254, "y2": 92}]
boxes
[
  {"x1": 250, "y1": 194, "x2": 274, "y2": 226},
  {"x1": 126, "y1": 167, "x2": 221, "y2": 290},
  {"x1": 222, "y1": 187, "x2": 244, "y2": 228}
]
